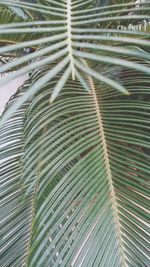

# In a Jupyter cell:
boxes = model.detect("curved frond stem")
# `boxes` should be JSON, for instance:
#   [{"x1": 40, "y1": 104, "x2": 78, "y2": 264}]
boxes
[{"x1": 82, "y1": 59, "x2": 127, "y2": 267}]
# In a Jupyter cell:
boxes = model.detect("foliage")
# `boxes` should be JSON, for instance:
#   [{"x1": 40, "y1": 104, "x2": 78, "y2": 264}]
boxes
[{"x1": 0, "y1": 0, "x2": 150, "y2": 266}]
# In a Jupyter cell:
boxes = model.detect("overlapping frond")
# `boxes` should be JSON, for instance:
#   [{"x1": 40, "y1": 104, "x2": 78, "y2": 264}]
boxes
[
  {"x1": 0, "y1": 79, "x2": 35, "y2": 267},
  {"x1": 1, "y1": 62, "x2": 149, "y2": 266}
]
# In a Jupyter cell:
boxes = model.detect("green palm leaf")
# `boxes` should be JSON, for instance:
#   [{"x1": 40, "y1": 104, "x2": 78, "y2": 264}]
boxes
[
  {"x1": 0, "y1": 0, "x2": 150, "y2": 125},
  {"x1": 1, "y1": 64, "x2": 149, "y2": 266},
  {"x1": 0, "y1": 79, "x2": 34, "y2": 267}
]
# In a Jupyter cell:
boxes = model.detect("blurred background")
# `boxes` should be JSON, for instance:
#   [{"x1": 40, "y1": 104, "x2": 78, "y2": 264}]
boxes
[{"x1": 0, "y1": 74, "x2": 28, "y2": 116}]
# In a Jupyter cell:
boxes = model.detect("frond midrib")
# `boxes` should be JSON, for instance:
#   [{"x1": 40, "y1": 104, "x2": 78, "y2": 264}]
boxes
[
  {"x1": 66, "y1": 0, "x2": 75, "y2": 80},
  {"x1": 87, "y1": 66, "x2": 127, "y2": 267}
]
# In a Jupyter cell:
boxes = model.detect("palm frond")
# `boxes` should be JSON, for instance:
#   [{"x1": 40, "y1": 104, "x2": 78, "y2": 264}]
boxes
[
  {"x1": 0, "y1": 79, "x2": 35, "y2": 267},
  {"x1": 0, "y1": 0, "x2": 150, "y2": 125},
  {"x1": 1, "y1": 63, "x2": 149, "y2": 266},
  {"x1": 0, "y1": 1, "x2": 150, "y2": 266}
]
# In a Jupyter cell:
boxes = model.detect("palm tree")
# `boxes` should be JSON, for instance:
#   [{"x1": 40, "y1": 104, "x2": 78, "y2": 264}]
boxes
[{"x1": 0, "y1": 1, "x2": 150, "y2": 266}]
